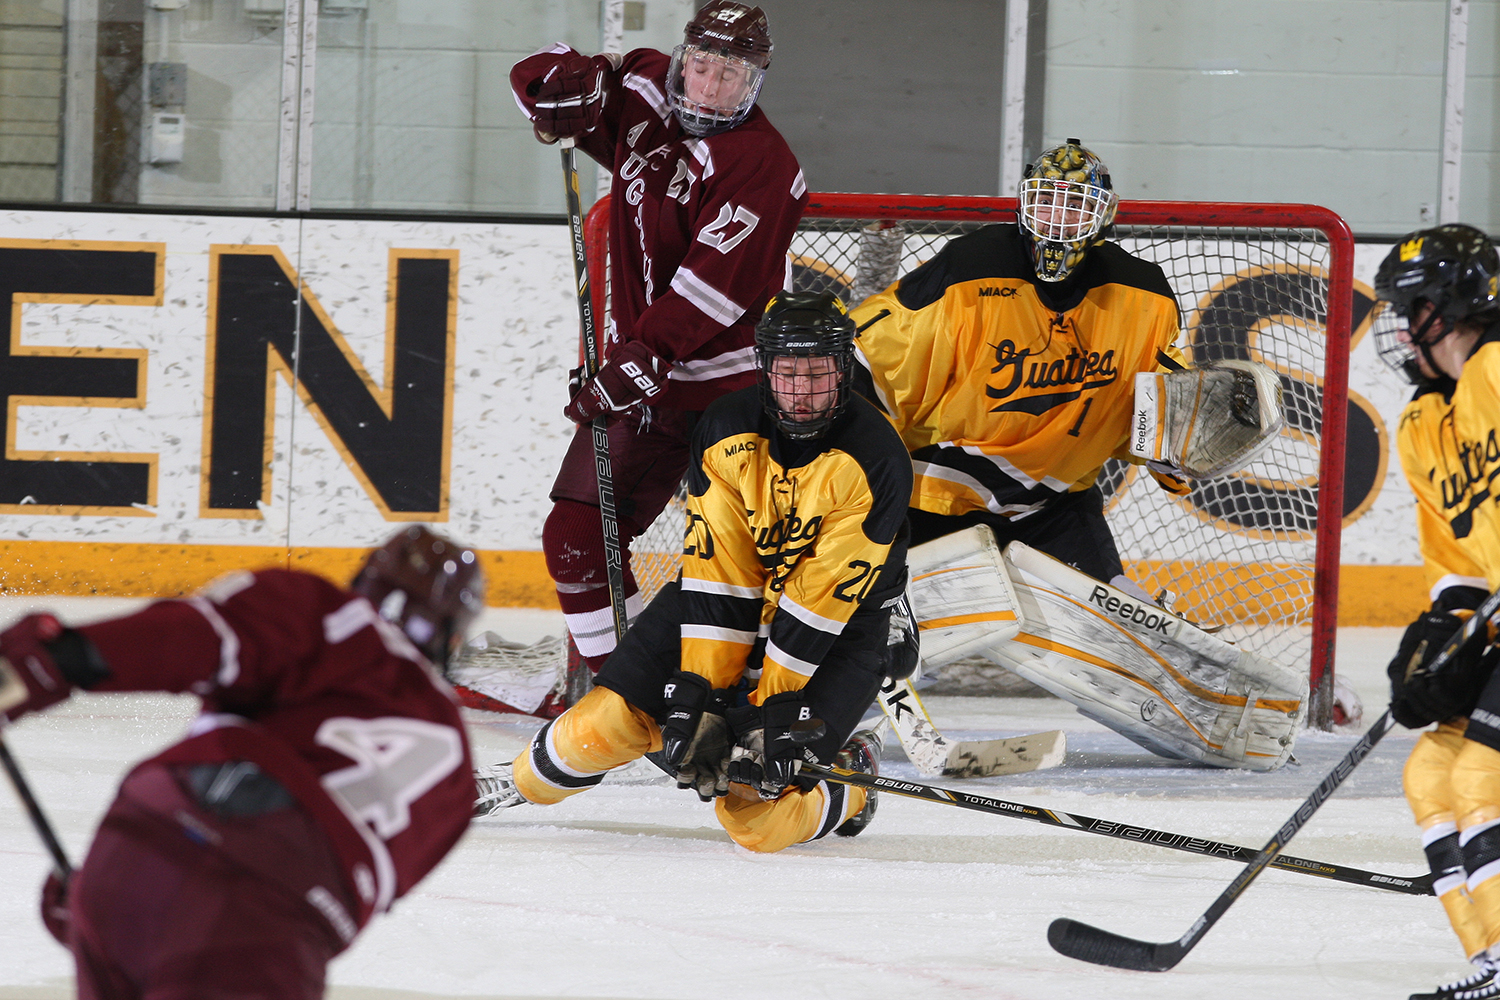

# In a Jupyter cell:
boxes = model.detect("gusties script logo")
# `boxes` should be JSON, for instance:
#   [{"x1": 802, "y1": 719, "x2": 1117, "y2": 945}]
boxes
[
  {"x1": 985, "y1": 317, "x2": 1118, "y2": 416},
  {"x1": 755, "y1": 506, "x2": 822, "y2": 591}
]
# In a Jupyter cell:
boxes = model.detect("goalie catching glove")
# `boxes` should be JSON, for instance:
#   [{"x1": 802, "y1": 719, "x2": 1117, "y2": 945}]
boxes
[
  {"x1": 659, "y1": 671, "x2": 733, "y2": 801},
  {"x1": 564, "y1": 340, "x2": 669, "y2": 423},
  {"x1": 1130, "y1": 359, "x2": 1284, "y2": 479},
  {"x1": 1387, "y1": 609, "x2": 1497, "y2": 728}
]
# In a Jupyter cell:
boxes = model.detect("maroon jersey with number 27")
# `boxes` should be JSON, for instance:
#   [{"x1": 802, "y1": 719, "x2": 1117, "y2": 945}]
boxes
[{"x1": 512, "y1": 45, "x2": 809, "y2": 411}]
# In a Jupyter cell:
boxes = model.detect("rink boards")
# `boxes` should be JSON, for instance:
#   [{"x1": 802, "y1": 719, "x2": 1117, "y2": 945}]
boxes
[{"x1": 0, "y1": 207, "x2": 1443, "y2": 622}]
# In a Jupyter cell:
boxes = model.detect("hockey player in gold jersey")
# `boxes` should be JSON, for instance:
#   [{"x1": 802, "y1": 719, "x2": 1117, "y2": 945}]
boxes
[
  {"x1": 1374, "y1": 223, "x2": 1500, "y2": 1000},
  {"x1": 849, "y1": 138, "x2": 1188, "y2": 584},
  {"x1": 472, "y1": 292, "x2": 915, "y2": 852}
]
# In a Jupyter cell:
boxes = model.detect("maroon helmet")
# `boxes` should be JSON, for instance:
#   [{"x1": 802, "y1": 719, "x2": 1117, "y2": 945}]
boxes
[
  {"x1": 351, "y1": 526, "x2": 485, "y2": 670},
  {"x1": 669, "y1": 2, "x2": 772, "y2": 137},
  {"x1": 685, "y1": 1, "x2": 772, "y2": 68}
]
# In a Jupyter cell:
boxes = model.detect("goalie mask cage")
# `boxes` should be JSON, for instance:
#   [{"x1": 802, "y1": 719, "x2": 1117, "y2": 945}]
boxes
[{"x1": 584, "y1": 193, "x2": 1354, "y2": 730}]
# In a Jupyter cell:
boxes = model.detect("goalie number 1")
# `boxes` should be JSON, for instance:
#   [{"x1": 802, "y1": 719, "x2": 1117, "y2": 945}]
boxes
[{"x1": 1067, "y1": 398, "x2": 1094, "y2": 438}]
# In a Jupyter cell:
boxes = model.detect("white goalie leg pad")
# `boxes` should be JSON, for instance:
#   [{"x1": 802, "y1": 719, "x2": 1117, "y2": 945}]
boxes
[
  {"x1": 1130, "y1": 359, "x2": 1285, "y2": 479},
  {"x1": 984, "y1": 542, "x2": 1307, "y2": 771},
  {"x1": 905, "y1": 525, "x2": 1021, "y2": 670}
]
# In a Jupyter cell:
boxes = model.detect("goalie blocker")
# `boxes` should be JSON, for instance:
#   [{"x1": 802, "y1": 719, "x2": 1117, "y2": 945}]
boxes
[{"x1": 907, "y1": 526, "x2": 1306, "y2": 770}]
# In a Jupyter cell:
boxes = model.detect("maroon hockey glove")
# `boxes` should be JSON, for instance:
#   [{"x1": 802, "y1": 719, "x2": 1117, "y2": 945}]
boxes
[
  {"x1": 0, "y1": 614, "x2": 109, "y2": 726},
  {"x1": 40, "y1": 871, "x2": 70, "y2": 945},
  {"x1": 526, "y1": 55, "x2": 609, "y2": 143},
  {"x1": 0, "y1": 615, "x2": 71, "y2": 725},
  {"x1": 563, "y1": 340, "x2": 669, "y2": 423}
]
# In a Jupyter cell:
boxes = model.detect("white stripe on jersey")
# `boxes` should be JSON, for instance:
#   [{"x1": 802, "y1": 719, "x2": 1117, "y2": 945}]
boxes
[
  {"x1": 512, "y1": 44, "x2": 576, "y2": 118},
  {"x1": 187, "y1": 596, "x2": 243, "y2": 686},
  {"x1": 681, "y1": 623, "x2": 758, "y2": 645},
  {"x1": 910, "y1": 460, "x2": 1050, "y2": 519},
  {"x1": 670, "y1": 266, "x2": 746, "y2": 325},
  {"x1": 777, "y1": 593, "x2": 845, "y2": 635},
  {"x1": 624, "y1": 72, "x2": 671, "y2": 123},
  {"x1": 686, "y1": 138, "x2": 715, "y2": 180},
  {"x1": 670, "y1": 345, "x2": 756, "y2": 382},
  {"x1": 682, "y1": 576, "x2": 763, "y2": 599},
  {"x1": 764, "y1": 638, "x2": 819, "y2": 677},
  {"x1": 791, "y1": 169, "x2": 806, "y2": 198},
  {"x1": 325, "y1": 598, "x2": 379, "y2": 644},
  {"x1": 854, "y1": 349, "x2": 896, "y2": 415},
  {"x1": 957, "y1": 443, "x2": 1072, "y2": 494},
  {"x1": 1432, "y1": 573, "x2": 1488, "y2": 602}
]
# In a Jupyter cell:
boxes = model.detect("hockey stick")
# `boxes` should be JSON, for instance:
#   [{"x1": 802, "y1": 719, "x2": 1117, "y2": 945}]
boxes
[
  {"x1": 0, "y1": 732, "x2": 72, "y2": 880},
  {"x1": 560, "y1": 140, "x2": 629, "y2": 685},
  {"x1": 803, "y1": 759, "x2": 1430, "y2": 897},
  {"x1": 560, "y1": 142, "x2": 676, "y2": 777},
  {"x1": 877, "y1": 674, "x2": 1067, "y2": 777},
  {"x1": 1046, "y1": 589, "x2": 1500, "y2": 971}
]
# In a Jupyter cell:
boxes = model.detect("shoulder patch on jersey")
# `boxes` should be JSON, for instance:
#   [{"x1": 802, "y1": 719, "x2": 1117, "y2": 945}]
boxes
[
  {"x1": 895, "y1": 225, "x2": 1033, "y2": 312},
  {"x1": 1084, "y1": 242, "x2": 1179, "y2": 303},
  {"x1": 689, "y1": 388, "x2": 765, "y2": 496}
]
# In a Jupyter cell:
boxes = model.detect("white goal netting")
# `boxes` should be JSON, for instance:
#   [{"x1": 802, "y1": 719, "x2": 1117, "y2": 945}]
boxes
[{"x1": 585, "y1": 195, "x2": 1353, "y2": 724}]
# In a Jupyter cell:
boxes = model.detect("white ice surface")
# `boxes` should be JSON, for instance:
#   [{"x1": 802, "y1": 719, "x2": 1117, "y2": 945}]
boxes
[{"x1": 0, "y1": 610, "x2": 1465, "y2": 1000}]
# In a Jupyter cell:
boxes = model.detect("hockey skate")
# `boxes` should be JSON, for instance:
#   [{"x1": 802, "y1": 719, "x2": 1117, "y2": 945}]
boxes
[
  {"x1": 472, "y1": 763, "x2": 526, "y2": 816},
  {"x1": 1412, "y1": 962, "x2": 1499, "y2": 1000},
  {"x1": 832, "y1": 728, "x2": 883, "y2": 837}
]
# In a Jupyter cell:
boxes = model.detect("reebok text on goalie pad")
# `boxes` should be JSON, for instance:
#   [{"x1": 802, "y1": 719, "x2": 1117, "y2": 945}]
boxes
[{"x1": 906, "y1": 526, "x2": 1306, "y2": 770}]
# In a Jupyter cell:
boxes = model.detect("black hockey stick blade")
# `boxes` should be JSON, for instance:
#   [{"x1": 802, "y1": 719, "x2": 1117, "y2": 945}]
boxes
[
  {"x1": 1048, "y1": 917, "x2": 1187, "y2": 972},
  {"x1": 801, "y1": 754, "x2": 1429, "y2": 896},
  {"x1": 0, "y1": 732, "x2": 72, "y2": 879},
  {"x1": 1047, "y1": 708, "x2": 1400, "y2": 971}
]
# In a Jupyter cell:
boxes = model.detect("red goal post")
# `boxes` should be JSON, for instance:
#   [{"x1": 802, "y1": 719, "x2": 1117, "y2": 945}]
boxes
[{"x1": 584, "y1": 193, "x2": 1354, "y2": 730}]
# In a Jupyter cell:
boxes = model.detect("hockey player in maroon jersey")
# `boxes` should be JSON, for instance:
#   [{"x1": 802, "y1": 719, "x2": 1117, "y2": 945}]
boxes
[
  {"x1": 510, "y1": 1, "x2": 808, "y2": 675},
  {"x1": 0, "y1": 526, "x2": 484, "y2": 1000}
]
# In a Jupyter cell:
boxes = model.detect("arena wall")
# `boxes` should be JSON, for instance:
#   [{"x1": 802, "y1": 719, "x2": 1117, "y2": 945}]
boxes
[{"x1": 0, "y1": 207, "x2": 1447, "y2": 624}]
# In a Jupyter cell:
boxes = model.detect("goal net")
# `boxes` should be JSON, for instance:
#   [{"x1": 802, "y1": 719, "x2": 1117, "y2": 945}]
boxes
[{"x1": 584, "y1": 194, "x2": 1353, "y2": 728}]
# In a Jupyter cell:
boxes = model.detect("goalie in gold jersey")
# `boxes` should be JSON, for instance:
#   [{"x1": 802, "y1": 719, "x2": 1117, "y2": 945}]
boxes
[
  {"x1": 849, "y1": 138, "x2": 1189, "y2": 585},
  {"x1": 1374, "y1": 224, "x2": 1500, "y2": 1000},
  {"x1": 471, "y1": 292, "x2": 915, "y2": 853},
  {"x1": 845, "y1": 139, "x2": 1301, "y2": 771}
]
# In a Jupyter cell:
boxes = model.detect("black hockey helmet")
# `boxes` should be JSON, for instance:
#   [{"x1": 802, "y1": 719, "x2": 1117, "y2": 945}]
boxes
[
  {"x1": 351, "y1": 526, "x2": 486, "y2": 671},
  {"x1": 1373, "y1": 224, "x2": 1500, "y2": 382},
  {"x1": 754, "y1": 290, "x2": 857, "y2": 440},
  {"x1": 1017, "y1": 138, "x2": 1119, "y2": 283},
  {"x1": 668, "y1": 1, "x2": 772, "y2": 137}
]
